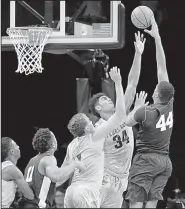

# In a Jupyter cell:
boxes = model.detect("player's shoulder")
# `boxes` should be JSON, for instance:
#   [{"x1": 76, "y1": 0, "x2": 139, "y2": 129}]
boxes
[
  {"x1": 95, "y1": 118, "x2": 106, "y2": 128},
  {"x1": 9, "y1": 165, "x2": 24, "y2": 180},
  {"x1": 68, "y1": 137, "x2": 79, "y2": 149},
  {"x1": 145, "y1": 105, "x2": 157, "y2": 112},
  {"x1": 40, "y1": 155, "x2": 57, "y2": 167}
]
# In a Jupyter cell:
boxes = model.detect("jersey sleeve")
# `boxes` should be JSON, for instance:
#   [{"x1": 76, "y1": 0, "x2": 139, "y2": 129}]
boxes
[{"x1": 134, "y1": 106, "x2": 146, "y2": 123}]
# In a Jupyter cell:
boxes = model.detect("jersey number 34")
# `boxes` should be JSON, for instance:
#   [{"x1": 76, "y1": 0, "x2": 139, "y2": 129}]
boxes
[
  {"x1": 113, "y1": 130, "x2": 129, "y2": 149},
  {"x1": 156, "y1": 111, "x2": 173, "y2": 132}
]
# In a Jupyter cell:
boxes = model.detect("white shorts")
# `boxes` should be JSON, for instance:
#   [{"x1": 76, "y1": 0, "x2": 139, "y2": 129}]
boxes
[
  {"x1": 64, "y1": 183, "x2": 101, "y2": 208},
  {"x1": 100, "y1": 173, "x2": 128, "y2": 208}
]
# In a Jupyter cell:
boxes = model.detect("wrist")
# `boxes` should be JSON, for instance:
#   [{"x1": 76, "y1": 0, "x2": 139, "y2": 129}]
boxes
[
  {"x1": 134, "y1": 105, "x2": 142, "y2": 110},
  {"x1": 135, "y1": 51, "x2": 142, "y2": 56},
  {"x1": 154, "y1": 34, "x2": 161, "y2": 42},
  {"x1": 115, "y1": 81, "x2": 122, "y2": 86}
]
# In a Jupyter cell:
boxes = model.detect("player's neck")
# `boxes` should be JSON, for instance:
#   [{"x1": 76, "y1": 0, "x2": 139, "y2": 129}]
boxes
[
  {"x1": 44, "y1": 149, "x2": 54, "y2": 156},
  {"x1": 100, "y1": 111, "x2": 113, "y2": 121},
  {"x1": 5, "y1": 157, "x2": 18, "y2": 165}
]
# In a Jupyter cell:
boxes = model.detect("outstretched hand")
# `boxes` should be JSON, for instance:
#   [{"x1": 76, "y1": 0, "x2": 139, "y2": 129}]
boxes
[
  {"x1": 109, "y1": 66, "x2": 122, "y2": 83},
  {"x1": 134, "y1": 91, "x2": 149, "y2": 107},
  {"x1": 144, "y1": 16, "x2": 160, "y2": 39},
  {"x1": 134, "y1": 31, "x2": 146, "y2": 55}
]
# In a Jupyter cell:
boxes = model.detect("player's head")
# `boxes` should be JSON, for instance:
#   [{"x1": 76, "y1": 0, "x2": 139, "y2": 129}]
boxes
[
  {"x1": 1, "y1": 137, "x2": 21, "y2": 162},
  {"x1": 67, "y1": 113, "x2": 94, "y2": 138},
  {"x1": 32, "y1": 128, "x2": 58, "y2": 154},
  {"x1": 89, "y1": 93, "x2": 114, "y2": 117},
  {"x1": 152, "y1": 81, "x2": 175, "y2": 103}
]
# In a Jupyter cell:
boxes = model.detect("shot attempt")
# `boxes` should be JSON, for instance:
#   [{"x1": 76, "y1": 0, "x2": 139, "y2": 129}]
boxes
[{"x1": 125, "y1": 16, "x2": 175, "y2": 208}]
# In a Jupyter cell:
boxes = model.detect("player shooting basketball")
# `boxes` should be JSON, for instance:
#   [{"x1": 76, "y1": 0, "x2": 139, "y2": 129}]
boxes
[
  {"x1": 125, "y1": 16, "x2": 175, "y2": 208},
  {"x1": 88, "y1": 31, "x2": 146, "y2": 208},
  {"x1": 62, "y1": 67, "x2": 126, "y2": 208}
]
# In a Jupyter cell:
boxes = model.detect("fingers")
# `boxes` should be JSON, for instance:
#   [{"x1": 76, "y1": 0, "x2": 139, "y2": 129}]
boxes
[
  {"x1": 135, "y1": 32, "x2": 146, "y2": 43},
  {"x1": 144, "y1": 29, "x2": 151, "y2": 35},
  {"x1": 145, "y1": 102, "x2": 149, "y2": 106},
  {"x1": 138, "y1": 91, "x2": 147, "y2": 99},
  {"x1": 143, "y1": 38, "x2": 146, "y2": 45},
  {"x1": 138, "y1": 31, "x2": 140, "y2": 41},
  {"x1": 135, "y1": 32, "x2": 138, "y2": 42},
  {"x1": 143, "y1": 92, "x2": 148, "y2": 101},
  {"x1": 110, "y1": 66, "x2": 120, "y2": 74}
]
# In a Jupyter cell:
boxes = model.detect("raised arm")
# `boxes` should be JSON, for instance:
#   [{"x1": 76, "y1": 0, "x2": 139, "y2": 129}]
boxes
[
  {"x1": 44, "y1": 155, "x2": 84, "y2": 184},
  {"x1": 125, "y1": 91, "x2": 148, "y2": 127},
  {"x1": 11, "y1": 166, "x2": 34, "y2": 200},
  {"x1": 125, "y1": 31, "x2": 146, "y2": 112},
  {"x1": 93, "y1": 66, "x2": 126, "y2": 140},
  {"x1": 144, "y1": 16, "x2": 169, "y2": 83}
]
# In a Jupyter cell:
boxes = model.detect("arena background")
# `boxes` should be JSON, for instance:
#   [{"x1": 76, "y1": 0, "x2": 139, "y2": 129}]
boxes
[{"x1": 2, "y1": 0, "x2": 185, "y2": 208}]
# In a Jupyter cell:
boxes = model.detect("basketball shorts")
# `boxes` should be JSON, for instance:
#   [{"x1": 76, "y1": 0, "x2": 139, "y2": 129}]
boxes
[
  {"x1": 64, "y1": 183, "x2": 101, "y2": 208},
  {"x1": 100, "y1": 172, "x2": 128, "y2": 208},
  {"x1": 126, "y1": 153, "x2": 172, "y2": 203}
]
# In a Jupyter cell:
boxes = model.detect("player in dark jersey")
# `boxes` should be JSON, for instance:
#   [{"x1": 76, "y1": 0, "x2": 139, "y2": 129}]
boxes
[
  {"x1": 125, "y1": 16, "x2": 175, "y2": 208},
  {"x1": 23, "y1": 128, "x2": 84, "y2": 208}
]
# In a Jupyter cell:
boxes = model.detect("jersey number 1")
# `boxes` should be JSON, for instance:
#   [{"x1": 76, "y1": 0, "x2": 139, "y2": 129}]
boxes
[
  {"x1": 156, "y1": 111, "x2": 173, "y2": 131},
  {"x1": 26, "y1": 166, "x2": 34, "y2": 182}
]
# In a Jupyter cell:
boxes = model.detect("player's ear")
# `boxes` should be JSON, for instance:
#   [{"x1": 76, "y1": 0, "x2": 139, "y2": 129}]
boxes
[
  {"x1": 95, "y1": 105, "x2": 101, "y2": 112},
  {"x1": 84, "y1": 125, "x2": 90, "y2": 134},
  {"x1": 10, "y1": 149, "x2": 14, "y2": 155}
]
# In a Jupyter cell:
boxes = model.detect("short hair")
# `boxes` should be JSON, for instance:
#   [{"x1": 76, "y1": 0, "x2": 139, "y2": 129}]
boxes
[
  {"x1": 67, "y1": 113, "x2": 88, "y2": 138},
  {"x1": 32, "y1": 128, "x2": 53, "y2": 153},
  {"x1": 89, "y1": 93, "x2": 106, "y2": 117},
  {"x1": 1, "y1": 137, "x2": 13, "y2": 161},
  {"x1": 158, "y1": 81, "x2": 175, "y2": 103}
]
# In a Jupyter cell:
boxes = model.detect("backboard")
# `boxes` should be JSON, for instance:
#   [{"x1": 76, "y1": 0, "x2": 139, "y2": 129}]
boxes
[{"x1": 2, "y1": 1, "x2": 125, "y2": 52}]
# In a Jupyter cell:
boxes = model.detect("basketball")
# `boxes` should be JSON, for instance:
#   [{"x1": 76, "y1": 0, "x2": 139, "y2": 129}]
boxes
[{"x1": 131, "y1": 6, "x2": 154, "y2": 29}]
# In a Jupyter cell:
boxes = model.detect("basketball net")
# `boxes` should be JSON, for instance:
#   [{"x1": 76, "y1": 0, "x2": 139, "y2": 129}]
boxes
[{"x1": 7, "y1": 27, "x2": 52, "y2": 75}]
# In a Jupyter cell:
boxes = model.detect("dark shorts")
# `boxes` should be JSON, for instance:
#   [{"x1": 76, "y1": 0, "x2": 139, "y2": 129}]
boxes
[{"x1": 126, "y1": 153, "x2": 172, "y2": 202}]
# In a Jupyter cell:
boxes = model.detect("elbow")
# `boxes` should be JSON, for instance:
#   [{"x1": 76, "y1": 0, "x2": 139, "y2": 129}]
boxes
[
  {"x1": 125, "y1": 117, "x2": 137, "y2": 127},
  {"x1": 125, "y1": 121, "x2": 132, "y2": 127},
  {"x1": 50, "y1": 175, "x2": 61, "y2": 183}
]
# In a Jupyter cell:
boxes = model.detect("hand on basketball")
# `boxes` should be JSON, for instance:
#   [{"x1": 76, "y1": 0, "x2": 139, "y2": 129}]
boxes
[
  {"x1": 134, "y1": 31, "x2": 146, "y2": 55},
  {"x1": 109, "y1": 66, "x2": 122, "y2": 83},
  {"x1": 144, "y1": 16, "x2": 160, "y2": 39},
  {"x1": 134, "y1": 91, "x2": 149, "y2": 107}
]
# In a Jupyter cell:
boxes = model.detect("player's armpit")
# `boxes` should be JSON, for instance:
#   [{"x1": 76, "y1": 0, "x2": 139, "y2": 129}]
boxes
[
  {"x1": 11, "y1": 167, "x2": 34, "y2": 200},
  {"x1": 125, "y1": 106, "x2": 145, "y2": 126}
]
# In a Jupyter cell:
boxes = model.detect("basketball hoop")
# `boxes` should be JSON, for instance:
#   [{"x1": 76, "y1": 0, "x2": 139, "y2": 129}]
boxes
[{"x1": 7, "y1": 27, "x2": 52, "y2": 75}]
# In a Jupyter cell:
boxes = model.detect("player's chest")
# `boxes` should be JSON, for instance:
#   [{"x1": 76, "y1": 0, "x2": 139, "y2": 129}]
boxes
[{"x1": 105, "y1": 128, "x2": 134, "y2": 151}]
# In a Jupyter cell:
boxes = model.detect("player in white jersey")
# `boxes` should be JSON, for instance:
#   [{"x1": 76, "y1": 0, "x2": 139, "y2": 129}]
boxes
[
  {"x1": 89, "y1": 32, "x2": 146, "y2": 208},
  {"x1": 1, "y1": 137, "x2": 34, "y2": 208},
  {"x1": 63, "y1": 67, "x2": 126, "y2": 208}
]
